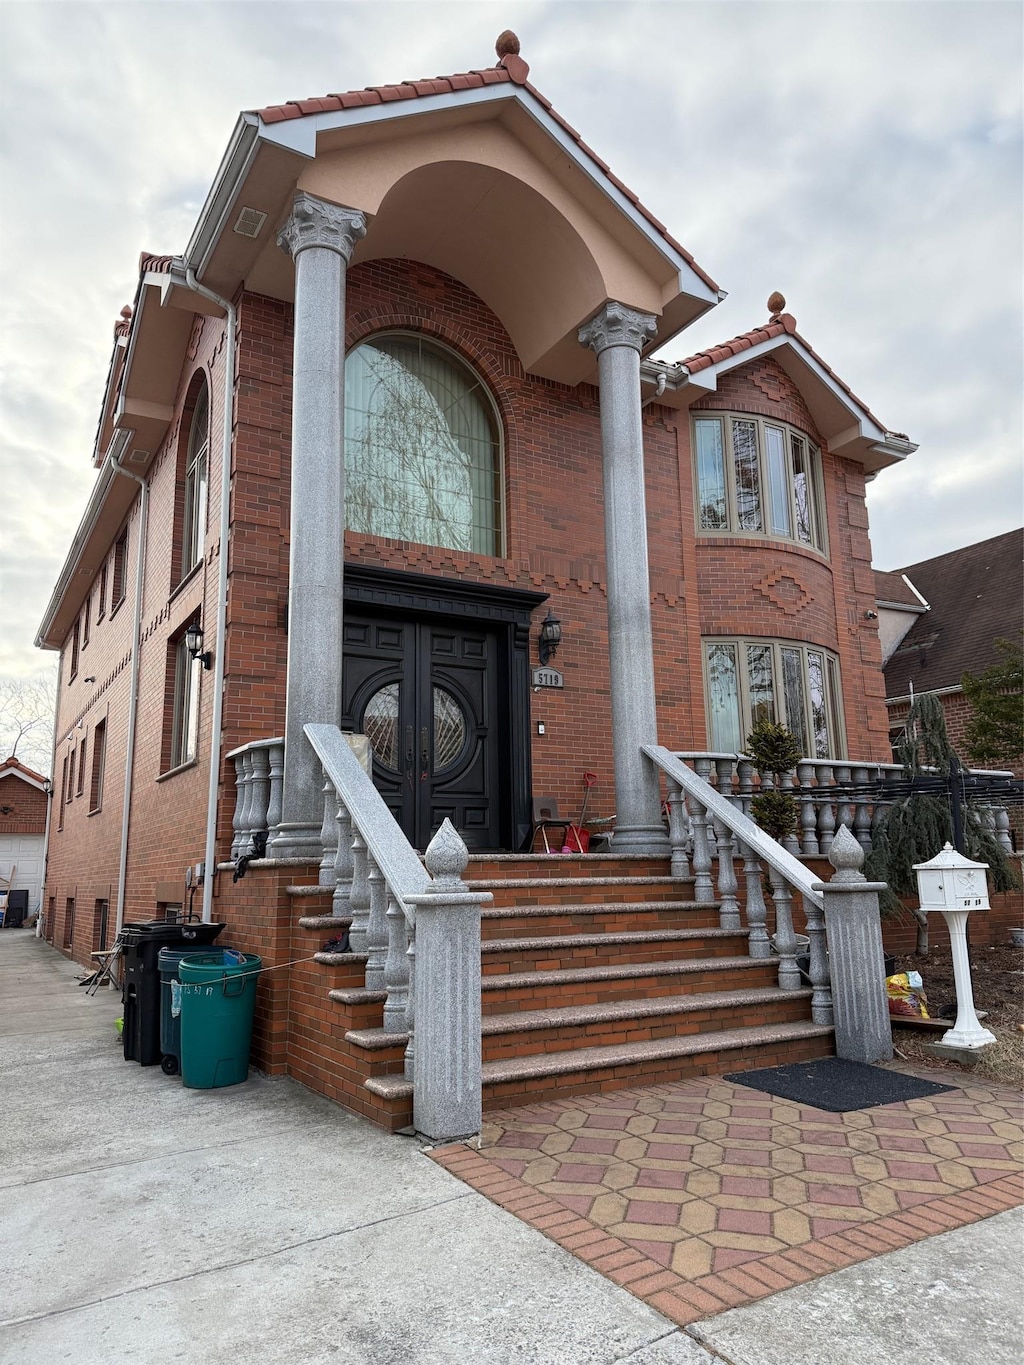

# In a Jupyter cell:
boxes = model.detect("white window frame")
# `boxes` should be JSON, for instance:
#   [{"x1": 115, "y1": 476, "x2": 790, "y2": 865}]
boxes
[
  {"x1": 692, "y1": 412, "x2": 828, "y2": 554},
  {"x1": 702, "y1": 636, "x2": 846, "y2": 760},
  {"x1": 169, "y1": 634, "x2": 201, "y2": 770}
]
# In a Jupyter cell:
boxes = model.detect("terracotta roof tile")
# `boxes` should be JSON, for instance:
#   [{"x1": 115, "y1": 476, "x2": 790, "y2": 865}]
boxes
[
  {"x1": 251, "y1": 61, "x2": 720, "y2": 294},
  {"x1": 679, "y1": 317, "x2": 888, "y2": 431},
  {"x1": 138, "y1": 252, "x2": 174, "y2": 274}
]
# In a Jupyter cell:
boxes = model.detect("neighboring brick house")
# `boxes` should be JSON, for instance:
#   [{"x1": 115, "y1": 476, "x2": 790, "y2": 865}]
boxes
[
  {"x1": 38, "y1": 37, "x2": 914, "y2": 973},
  {"x1": 879, "y1": 528, "x2": 1024, "y2": 778},
  {"x1": 0, "y1": 757, "x2": 50, "y2": 921}
]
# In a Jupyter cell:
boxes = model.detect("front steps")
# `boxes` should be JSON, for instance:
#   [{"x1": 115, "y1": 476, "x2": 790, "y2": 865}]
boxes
[{"x1": 287, "y1": 852, "x2": 833, "y2": 1127}]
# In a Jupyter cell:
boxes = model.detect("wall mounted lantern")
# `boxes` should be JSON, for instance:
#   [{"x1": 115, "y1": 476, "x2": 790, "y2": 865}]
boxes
[
  {"x1": 184, "y1": 622, "x2": 213, "y2": 671},
  {"x1": 538, "y1": 611, "x2": 562, "y2": 667}
]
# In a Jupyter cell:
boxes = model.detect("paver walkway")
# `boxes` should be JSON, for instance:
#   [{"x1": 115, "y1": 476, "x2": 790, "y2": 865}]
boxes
[{"x1": 431, "y1": 1068, "x2": 1023, "y2": 1326}]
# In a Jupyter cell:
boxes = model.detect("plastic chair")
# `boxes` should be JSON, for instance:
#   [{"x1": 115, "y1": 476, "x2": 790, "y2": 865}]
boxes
[{"x1": 529, "y1": 798, "x2": 572, "y2": 853}]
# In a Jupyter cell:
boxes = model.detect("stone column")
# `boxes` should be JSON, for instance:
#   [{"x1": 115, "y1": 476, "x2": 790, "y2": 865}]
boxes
[
  {"x1": 579, "y1": 301, "x2": 668, "y2": 855},
  {"x1": 271, "y1": 192, "x2": 366, "y2": 858},
  {"x1": 812, "y1": 823, "x2": 893, "y2": 1064}
]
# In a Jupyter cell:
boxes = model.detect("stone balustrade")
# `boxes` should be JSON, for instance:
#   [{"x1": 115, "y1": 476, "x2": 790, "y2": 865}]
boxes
[
  {"x1": 226, "y1": 738, "x2": 284, "y2": 859},
  {"x1": 673, "y1": 753, "x2": 1016, "y2": 857}
]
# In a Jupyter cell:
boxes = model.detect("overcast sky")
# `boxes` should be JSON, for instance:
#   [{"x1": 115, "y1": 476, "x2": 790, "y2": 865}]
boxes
[{"x1": 1, "y1": 0, "x2": 1021, "y2": 685}]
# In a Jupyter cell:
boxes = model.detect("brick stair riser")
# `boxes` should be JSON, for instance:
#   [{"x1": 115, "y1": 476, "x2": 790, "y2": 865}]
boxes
[
  {"x1": 481, "y1": 960, "x2": 779, "y2": 1014},
  {"x1": 481, "y1": 905, "x2": 722, "y2": 938},
  {"x1": 481, "y1": 1032, "x2": 833, "y2": 1109},
  {"x1": 481, "y1": 934, "x2": 749, "y2": 975},
  {"x1": 329, "y1": 998, "x2": 387, "y2": 1030},
  {"x1": 481, "y1": 995, "x2": 813, "y2": 1062},
  {"x1": 469, "y1": 858, "x2": 671, "y2": 881}
]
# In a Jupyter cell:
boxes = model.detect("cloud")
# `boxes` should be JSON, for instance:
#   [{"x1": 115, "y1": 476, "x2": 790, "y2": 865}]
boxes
[{"x1": 0, "y1": 0, "x2": 1020, "y2": 681}]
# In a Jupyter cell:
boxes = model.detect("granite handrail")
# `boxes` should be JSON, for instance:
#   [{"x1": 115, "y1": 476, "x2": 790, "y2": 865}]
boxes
[
  {"x1": 644, "y1": 744, "x2": 832, "y2": 1021},
  {"x1": 304, "y1": 722, "x2": 488, "y2": 1141}
]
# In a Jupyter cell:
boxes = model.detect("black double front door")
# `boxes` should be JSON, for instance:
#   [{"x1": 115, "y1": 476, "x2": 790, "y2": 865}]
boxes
[{"x1": 341, "y1": 611, "x2": 506, "y2": 851}]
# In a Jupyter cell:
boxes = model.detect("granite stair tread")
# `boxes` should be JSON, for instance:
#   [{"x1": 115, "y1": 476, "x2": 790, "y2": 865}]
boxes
[
  {"x1": 345, "y1": 1026, "x2": 411, "y2": 1050},
  {"x1": 480, "y1": 927, "x2": 741, "y2": 954},
  {"x1": 328, "y1": 986, "x2": 386, "y2": 1005},
  {"x1": 314, "y1": 950, "x2": 369, "y2": 965},
  {"x1": 364, "y1": 1074, "x2": 413, "y2": 1101},
  {"x1": 298, "y1": 914, "x2": 353, "y2": 930},
  {"x1": 286, "y1": 884, "x2": 330, "y2": 897},
  {"x1": 481, "y1": 985, "x2": 811, "y2": 1035},
  {"x1": 481, "y1": 1020, "x2": 834, "y2": 1085},
  {"x1": 480, "y1": 954, "x2": 764, "y2": 992},
  {"x1": 480, "y1": 899, "x2": 719, "y2": 921}
]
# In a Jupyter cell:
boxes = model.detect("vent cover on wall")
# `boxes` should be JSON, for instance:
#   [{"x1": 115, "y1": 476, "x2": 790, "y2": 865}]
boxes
[
  {"x1": 129, "y1": 449, "x2": 150, "y2": 464},
  {"x1": 233, "y1": 207, "x2": 267, "y2": 239}
]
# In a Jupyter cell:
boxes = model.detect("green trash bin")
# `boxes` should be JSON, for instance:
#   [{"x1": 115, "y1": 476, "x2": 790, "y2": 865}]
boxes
[{"x1": 178, "y1": 950, "x2": 261, "y2": 1089}]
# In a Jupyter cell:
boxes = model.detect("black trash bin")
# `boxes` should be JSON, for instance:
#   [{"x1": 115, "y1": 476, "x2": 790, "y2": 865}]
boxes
[
  {"x1": 122, "y1": 920, "x2": 225, "y2": 1066},
  {"x1": 2, "y1": 890, "x2": 28, "y2": 928}
]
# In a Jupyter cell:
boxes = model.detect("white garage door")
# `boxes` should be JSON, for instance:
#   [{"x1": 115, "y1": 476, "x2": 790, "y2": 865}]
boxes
[{"x1": 0, "y1": 834, "x2": 45, "y2": 914}]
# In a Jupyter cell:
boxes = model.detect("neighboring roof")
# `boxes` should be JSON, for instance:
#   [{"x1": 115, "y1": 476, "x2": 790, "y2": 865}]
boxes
[
  {"x1": 883, "y1": 527, "x2": 1024, "y2": 699},
  {"x1": 0, "y1": 757, "x2": 50, "y2": 792},
  {"x1": 873, "y1": 570, "x2": 927, "y2": 611},
  {"x1": 252, "y1": 47, "x2": 720, "y2": 296}
]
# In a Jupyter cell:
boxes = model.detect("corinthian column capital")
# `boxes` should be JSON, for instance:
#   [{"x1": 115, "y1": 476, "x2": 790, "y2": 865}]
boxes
[
  {"x1": 578, "y1": 300, "x2": 658, "y2": 356},
  {"x1": 277, "y1": 192, "x2": 367, "y2": 263}
]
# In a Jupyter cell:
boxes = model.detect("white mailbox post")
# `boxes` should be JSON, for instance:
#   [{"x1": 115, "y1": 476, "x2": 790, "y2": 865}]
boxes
[{"x1": 913, "y1": 843, "x2": 996, "y2": 1049}]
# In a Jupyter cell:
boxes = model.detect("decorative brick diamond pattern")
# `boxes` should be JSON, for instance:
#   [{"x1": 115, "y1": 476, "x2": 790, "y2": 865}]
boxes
[
  {"x1": 754, "y1": 567, "x2": 813, "y2": 616},
  {"x1": 430, "y1": 1066, "x2": 1023, "y2": 1327}
]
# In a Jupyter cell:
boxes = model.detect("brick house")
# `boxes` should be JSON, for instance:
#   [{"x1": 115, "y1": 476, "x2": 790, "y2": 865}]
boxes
[
  {"x1": 36, "y1": 38, "x2": 921, "y2": 1125},
  {"x1": 0, "y1": 757, "x2": 50, "y2": 923},
  {"x1": 878, "y1": 527, "x2": 1023, "y2": 811}
]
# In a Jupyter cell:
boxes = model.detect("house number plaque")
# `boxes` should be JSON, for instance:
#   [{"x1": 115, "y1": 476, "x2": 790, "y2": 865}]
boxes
[{"x1": 532, "y1": 667, "x2": 564, "y2": 689}]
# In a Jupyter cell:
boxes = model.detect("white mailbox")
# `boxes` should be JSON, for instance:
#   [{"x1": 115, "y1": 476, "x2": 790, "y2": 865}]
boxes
[
  {"x1": 912, "y1": 843, "x2": 994, "y2": 1049},
  {"x1": 913, "y1": 843, "x2": 990, "y2": 913}
]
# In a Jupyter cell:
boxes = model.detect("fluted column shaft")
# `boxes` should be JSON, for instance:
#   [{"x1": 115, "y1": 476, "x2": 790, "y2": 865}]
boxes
[
  {"x1": 579, "y1": 302, "x2": 667, "y2": 855},
  {"x1": 272, "y1": 192, "x2": 366, "y2": 857}
]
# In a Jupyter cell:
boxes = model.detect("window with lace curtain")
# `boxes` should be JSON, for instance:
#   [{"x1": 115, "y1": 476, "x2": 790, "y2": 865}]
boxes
[{"x1": 344, "y1": 335, "x2": 503, "y2": 556}]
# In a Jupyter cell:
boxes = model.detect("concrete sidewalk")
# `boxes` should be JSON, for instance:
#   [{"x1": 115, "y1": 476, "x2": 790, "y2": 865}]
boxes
[{"x1": 0, "y1": 929, "x2": 1020, "y2": 1364}]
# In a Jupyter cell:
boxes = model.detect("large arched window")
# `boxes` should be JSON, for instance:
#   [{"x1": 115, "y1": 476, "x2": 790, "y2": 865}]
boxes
[{"x1": 344, "y1": 335, "x2": 503, "y2": 556}]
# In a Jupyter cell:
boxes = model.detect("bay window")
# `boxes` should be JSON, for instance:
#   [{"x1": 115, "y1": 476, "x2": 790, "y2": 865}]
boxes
[
  {"x1": 693, "y1": 413, "x2": 826, "y2": 552},
  {"x1": 703, "y1": 638, "x2": 845, "y2": 759}
]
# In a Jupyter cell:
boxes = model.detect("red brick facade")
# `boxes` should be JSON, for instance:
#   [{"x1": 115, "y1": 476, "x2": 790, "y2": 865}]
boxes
[
  {"x1": 44, "y1": 262, "x2": 893, "y2": 967},
  {"x1": 0, "y1": 767, "x2": 48, "y2": 838}
]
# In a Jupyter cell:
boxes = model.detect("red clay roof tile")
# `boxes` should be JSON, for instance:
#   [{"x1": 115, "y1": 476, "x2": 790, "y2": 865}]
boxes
[
  {"x1": 251, "y1": 60, "x2": 719, "y2": 295},
  {"x1": 678, "y1": 318, "x2": 888, "y2": 431}
]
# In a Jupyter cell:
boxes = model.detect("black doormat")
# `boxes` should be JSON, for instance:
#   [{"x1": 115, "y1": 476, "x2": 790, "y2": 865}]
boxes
[{"x1": 723, "y1": 1057, "x2": 955, "y2": 1112}]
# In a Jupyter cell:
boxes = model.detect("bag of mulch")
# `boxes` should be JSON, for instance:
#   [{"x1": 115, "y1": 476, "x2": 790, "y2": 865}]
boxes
[{"x1": 886, "y1": 970, "x2": 930, "y2": 1019}]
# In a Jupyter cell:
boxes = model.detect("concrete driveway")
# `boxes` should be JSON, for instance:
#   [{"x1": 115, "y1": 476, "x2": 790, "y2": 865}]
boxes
[{"x1": 1, "y1": 929, "x2": 1019, "y2": 1364}]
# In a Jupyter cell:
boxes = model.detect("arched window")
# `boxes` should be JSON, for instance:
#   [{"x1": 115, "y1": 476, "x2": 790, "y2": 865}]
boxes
[
  {"x1": 344, "y1": 335, "x2": 503, "y2": 556},
  {"x1": 182, "y1": 384, "x2": 209, "y2": 576}
]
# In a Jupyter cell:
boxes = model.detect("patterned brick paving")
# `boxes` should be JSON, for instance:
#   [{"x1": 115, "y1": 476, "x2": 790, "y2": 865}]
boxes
[{"x1": 430, "y1": 1065, "x2": 1023, "y2": 1326}]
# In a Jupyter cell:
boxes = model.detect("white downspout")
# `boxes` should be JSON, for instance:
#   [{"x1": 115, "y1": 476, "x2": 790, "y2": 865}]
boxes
[
  {"x1": 110, "y1": 451, "x2": 149, "y2": 935},
  {"x1": 185, "y1": 268, "x2": 236, "y2": 923}
]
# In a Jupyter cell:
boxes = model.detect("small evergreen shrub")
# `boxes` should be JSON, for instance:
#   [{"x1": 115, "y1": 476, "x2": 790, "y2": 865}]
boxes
[{"x1": 744, "y1": 719, "x2": 802, "y2": 844}]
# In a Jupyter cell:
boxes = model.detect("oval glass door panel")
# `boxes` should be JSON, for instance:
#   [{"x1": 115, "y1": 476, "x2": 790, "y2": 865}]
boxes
[
  {"x1": 433, "y1": 686, "x2": 467, "y2": 772},
  {"x1": 363, "y1": 682, "x2": 401, "y2": 771}
]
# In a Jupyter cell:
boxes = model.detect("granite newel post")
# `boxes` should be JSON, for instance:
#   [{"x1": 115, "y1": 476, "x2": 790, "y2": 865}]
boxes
[
  {"x1": 579, "y1": 301, "x2": 668, "y2": 855},
  {"x1": 404, "y1": 820, "x2": 490, "y2": 1141},
  {"x1": 272, "y1": 192, "x2": 366, "y2": 858},
  {"x1": 813, "y1": 823, "x2": 893, "y2": 1063}
]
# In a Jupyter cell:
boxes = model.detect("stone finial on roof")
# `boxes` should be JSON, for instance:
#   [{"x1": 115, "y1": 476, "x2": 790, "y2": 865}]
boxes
[
  {"x1": 495, "y1": 30, "x2": 529, "y2": 83},
  {"x1": 767, "y1": 291, "x2": 786, "y2": 319}
]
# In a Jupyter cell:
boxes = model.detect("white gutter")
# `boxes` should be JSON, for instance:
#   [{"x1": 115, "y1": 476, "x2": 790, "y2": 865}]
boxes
[
  {"x1": 184, "y1": 267, "x2": 236, "y2": 924},
  {"x1": 901, "y1": 573, "x2": 930, "y2": 610},
  {"x1": 110, "y1": 431, "x2": 150, "y2": 935},
  {"x1": 37, "y1": 654, "x2": 62, "y2": 934}
]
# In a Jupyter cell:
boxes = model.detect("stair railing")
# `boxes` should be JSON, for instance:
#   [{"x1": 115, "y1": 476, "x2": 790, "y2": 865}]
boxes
[
  {"x1": 304, "y1": 723, "x2": 490, "y2": 1141},
  {"x1": 645, "y1": 745, "x2": 832, "y2": 1024},
  {"x1": 226, "y1": 738, "x2": 284, "y2": 859}
]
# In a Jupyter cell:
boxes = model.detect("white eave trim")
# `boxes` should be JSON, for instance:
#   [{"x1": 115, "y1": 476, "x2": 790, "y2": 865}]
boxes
[
  {"x1": 0, "y1": 766, "x2": 49, "y2": 794},
  {"x1": 192, "y1": 84, "x2": 718, "y2": 305},
  {"x1": 682, "y1": 333, "x2": 896, "y2": 442}
]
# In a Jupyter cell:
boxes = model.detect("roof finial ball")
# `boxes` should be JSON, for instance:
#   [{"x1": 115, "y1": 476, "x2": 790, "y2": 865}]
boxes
[
  {"x1": 767, "y1": 291, "x2": 786, "y2": 320},
  {"x1": 495, "y1": 30, "x2": 521, "y2": 58},
  {"x1": 495, "y1": 29, "x2": 530, "y2": 82}
]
